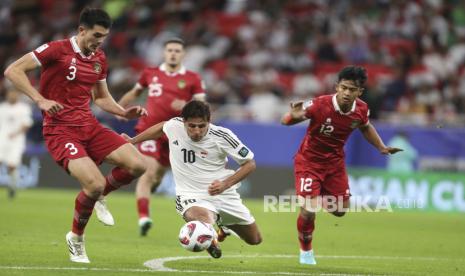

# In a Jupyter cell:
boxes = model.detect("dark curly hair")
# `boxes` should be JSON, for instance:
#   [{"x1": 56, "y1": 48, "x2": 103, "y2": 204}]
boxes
[
  {"x1": 337, "y1": 66, "x2": 367, "y2": 87},
  {"x1": 79, "y1": 7, "x2": 112, "y2": 29},
  {"x1": 181, "y1": 100, "x2": 211, "y2": 121}
]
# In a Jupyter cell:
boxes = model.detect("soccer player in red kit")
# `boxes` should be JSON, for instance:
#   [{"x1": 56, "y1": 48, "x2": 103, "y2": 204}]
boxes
[
  {"x1": 117, "y1": 38, "x2": 206, "y2": 236},
  {"x1": 4, "y1": 8, "x2": 148, "y2": 263},
  {"x1": 281, "y1": 66, "x2": 402, "y2": 265}
]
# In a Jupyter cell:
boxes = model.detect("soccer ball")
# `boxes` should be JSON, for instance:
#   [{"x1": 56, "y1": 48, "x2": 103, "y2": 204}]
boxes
[{"x1": 178, "y1": 221, "x2": 217, "y2": 252}]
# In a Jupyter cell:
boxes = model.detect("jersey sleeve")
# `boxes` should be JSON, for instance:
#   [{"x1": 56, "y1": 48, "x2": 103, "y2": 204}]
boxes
[
  {"x1": 32, "y1": 41, "x2": 61, "y2": 67},
  {"x1": 162, "y1": 117, "x2": 183, "y2": 139},
  {"x1": 303, "y1": 98, "x2": 318, "y2": 119},
  {"x1": 361, "y1": 106, "x2": 370, "y2": 126},
  {"x1": 98, "y1": 55, "x2": 108, "y2": 81},
  {"x1": 136, "y1": 69, "x2": 150, "y2": 89},
  {"x1": 191, "y1": 73, "x2": 206, "y2": 96},
  {"x1": 216, "y1": 127, "x2": 254, "y2": 165}
]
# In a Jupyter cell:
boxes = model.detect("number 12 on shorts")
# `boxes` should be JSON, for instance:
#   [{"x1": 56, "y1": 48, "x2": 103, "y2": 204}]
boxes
[{"x1": 300, "y1": 177, "x2": 312, "y2": 192}]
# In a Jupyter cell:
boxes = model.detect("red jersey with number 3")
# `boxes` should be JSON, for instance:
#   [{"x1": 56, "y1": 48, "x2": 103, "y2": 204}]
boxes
[
  {"x1": 134, "y1": 64, "x2": 205, "y2": 132},
  {"x1": 295, "y1": 94, "x2": 370, "y2": 163},
  {"x1": 31, "y1": 36, "x2": 108, "y2": 127}
]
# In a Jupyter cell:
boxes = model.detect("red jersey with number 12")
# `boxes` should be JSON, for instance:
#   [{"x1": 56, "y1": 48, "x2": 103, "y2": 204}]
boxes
[
  {"x1": 31, "y1": 36, "x2": 108, "y2": 126},
  {"x1": 295, "y1": 94, "x2": 370, "y2": 163},
  {"x1": 134, "y1": 64, "x2": 205, "y2": 132}
]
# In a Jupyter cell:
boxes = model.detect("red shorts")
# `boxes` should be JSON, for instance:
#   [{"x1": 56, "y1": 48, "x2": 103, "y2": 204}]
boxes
[
  {"x1": 43, "y1": 124, "x2": 127, "y2": 171},
  {"x1": 294, "y1": 155, "x2": 350, "y2": 200},
  {"x1": 135, "y1": 133, "x2": 170, "y2": 167}
]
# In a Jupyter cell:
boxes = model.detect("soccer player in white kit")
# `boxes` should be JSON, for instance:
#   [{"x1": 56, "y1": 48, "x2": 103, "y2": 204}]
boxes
[
  {"x1": 124, "y1": 100, "x2": 262, "y2": 258},
  {"x1": 0, "y1": 87, "x2": 33, "y2": 198}
]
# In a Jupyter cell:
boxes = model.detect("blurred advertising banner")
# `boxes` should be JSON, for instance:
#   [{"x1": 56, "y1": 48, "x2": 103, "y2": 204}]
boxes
[{"x1": 349, "y1": 169, "x2": 465, "y2": 212}]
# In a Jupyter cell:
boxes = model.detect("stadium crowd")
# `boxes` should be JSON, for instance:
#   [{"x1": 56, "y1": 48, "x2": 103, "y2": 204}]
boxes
[{"x1": 1, "y1": 0, "x2": 465, "y2": 127}]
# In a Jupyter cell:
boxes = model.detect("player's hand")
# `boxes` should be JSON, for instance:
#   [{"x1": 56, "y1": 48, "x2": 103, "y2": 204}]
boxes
[
  {"x1": 208, "y1": 180, "x2": 228, "y2": 196},
  {"x1": 290, "y1": 101, "x2": 304, "y2": 111},
  {"x1": 120, "y1": 133, "x2": 134, "y2": 144},
  {"x1": 171, "y1": 99, "x2": 187, "y2": 111},
  {"x1": 123, "y1": 106, "x2": 148, "y2": 120},
  {"x1": 380, "y1": 147, "x2": 403, "y2": 155},
  {"x1": 37, "y1": 98, "x2": 64, "y2": 115}
]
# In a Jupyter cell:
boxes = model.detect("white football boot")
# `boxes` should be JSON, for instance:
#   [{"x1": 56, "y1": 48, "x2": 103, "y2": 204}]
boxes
[
  {"x1": 299, "y1": 249, "x2": 317, "y2": 265},
  {"x1": 66, "y1": 231, "x2": 90, "y2": 263},
  {"x1": 94, "y1": 198, "x2": 115, "y2": 226}
]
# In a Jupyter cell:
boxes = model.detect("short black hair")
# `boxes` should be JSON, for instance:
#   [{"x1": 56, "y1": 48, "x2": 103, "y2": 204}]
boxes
[
  {"x1": 79, "y1": 7, "x2": 112, "y2": 29},
  {"x1": 337, "y1": 66, "x2": 367, "y2": 87},
  {"x1": 181, "y1": 100, "x2": 211, "y2": 121},
  {"x1": 164, "y1": 37, "x2": 185, "y2": 48}
]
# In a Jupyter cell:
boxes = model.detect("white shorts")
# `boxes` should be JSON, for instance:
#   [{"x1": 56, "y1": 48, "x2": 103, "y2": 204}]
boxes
[
  {"x1": 0, "y1": 142, "x2": 24, "y2": 167},
  {"x1": 175, "y1": 192, "x2": 255, "y2": 226}
]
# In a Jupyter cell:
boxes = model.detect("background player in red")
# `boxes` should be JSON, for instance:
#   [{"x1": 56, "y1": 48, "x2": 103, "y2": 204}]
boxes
[
  {"x1": 281, "y1": 66, "x2": 402, "y2": 265},
  {"x1": 4, "y1": 8, "x2": 147, "y2": 263},
  {"x1": 117, "y1": 38, "x2": 206, "y2": 236}
]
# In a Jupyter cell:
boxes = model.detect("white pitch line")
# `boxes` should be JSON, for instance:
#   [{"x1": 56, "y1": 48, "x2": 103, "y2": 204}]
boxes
[
  {"x1": 0, "y1": 266, "x2": 155, "y2": 273},
  {"x1": 143, "y1": 254, "x2": 461, "y2": 275},
  {"x1": 0, "y1": 254, "x2": 461, "y2": 275}
]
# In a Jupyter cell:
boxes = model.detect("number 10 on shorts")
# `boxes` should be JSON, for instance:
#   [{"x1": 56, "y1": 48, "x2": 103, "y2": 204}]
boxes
[{"x1": 300, "y1": 177, "x2": 312, "y2": 192}]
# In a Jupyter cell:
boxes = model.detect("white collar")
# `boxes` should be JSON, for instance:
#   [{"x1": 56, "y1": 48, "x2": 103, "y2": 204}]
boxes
[
  {"x1": 332, "y1": 94, "x2": 356, "y2": 115},
  {"x1": 160, "y1": 63, "x2": 186, "y2": 76},
  {"x1": 70, "y1": 36, "x2": 94, "y2": 58}
]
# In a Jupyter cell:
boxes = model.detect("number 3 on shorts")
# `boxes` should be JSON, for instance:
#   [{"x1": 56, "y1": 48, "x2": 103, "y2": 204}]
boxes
[
  {"x1": 300, "y1": 177, "x2": 312, "y2": 192},
  {"x1": 65, "y1": 142, "x2": 78, "y2": 155}
]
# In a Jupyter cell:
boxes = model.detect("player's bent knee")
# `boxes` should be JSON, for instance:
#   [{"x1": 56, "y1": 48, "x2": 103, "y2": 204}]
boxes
[
  {"x1": 128, "y1": 161, "x2": 146, "y2": 177},
  {"x1": 83, "y1": 185, "x2": 104, "y2": 199},
  {"x1": 331, "y1": 211, "x2": 346, "y2": 217},
  {"x1": 246, "y1": 234, "x2": 262, "y2": 245},
  {"x1": 300, "y1": 208, "x2": 316, "y2": 220}
]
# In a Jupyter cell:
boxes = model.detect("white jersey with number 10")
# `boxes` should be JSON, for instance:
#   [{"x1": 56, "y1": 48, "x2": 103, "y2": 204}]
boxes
[{"x1": 162, "y1": 118, "x2": 254, "y2": 197}]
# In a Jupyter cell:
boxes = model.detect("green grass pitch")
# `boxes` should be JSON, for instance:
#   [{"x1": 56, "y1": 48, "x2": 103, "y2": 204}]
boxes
[{"x1": 0, "y1": 188, "x2": 464, "y2": 275}]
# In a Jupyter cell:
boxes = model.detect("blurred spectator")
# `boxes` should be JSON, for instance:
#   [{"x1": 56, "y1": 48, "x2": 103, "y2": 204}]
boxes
[{"x1": 1, "y1": 0, "x2": 465, "y2": 129}]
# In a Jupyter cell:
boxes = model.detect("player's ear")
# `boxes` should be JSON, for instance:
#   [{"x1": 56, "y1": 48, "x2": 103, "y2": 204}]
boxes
[{"x1": 78, "y1": 25, "x2": 86, "y2": 35}]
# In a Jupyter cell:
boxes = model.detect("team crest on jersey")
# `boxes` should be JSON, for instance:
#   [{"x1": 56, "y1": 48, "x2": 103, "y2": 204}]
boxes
[
  {"x1": 200, "y1": 150, "x2": 208, "y2": 158},
  {"x1": 350, "y1": 120, "x2": 361, "y2": 128},
  {"x1": 173, "y1": 140, "x2": 179, "y2": 146},
  {"x1": 178, "y1": 80, "x2": 186, "y2": 89},
  {"x1": 93, "y1": 62, "x2": 102, "y2": 73}
]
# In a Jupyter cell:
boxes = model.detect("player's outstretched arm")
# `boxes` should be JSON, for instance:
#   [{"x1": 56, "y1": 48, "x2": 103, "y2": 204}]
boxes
[
  {"x1": 118, "y1": 85, "x2": 144, "y2": 108},
  {"x1": 93, "y1": 81, "x2": 147, "y2": 119},
  {"x1": 4, "y1": 53, "x2": 64, "y2": 115},
  {"x1": 126, "y1": 121, "x2": 166, "y2": 144},
  {"x1": 281, "y1": 101, "x2": 308, "y2": 125},
  {"x1": 359, "y1": 123, "x2": 403, "y2": 155},
  {"x1": 208, "y1": 159, "x2": 256, "y2": 196}
]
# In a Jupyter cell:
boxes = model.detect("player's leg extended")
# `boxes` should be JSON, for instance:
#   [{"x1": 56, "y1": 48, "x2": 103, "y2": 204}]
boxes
[
  {"x1": 225, "y1": 223, "x2": 262, "y2": 245},
  {"x1": 135, "y1": 155, "x2": 167, "y2": 236},
  {"x1": 66, "y1": 157, "x2": 107, "y2": 263},
  {"x1": 295, "y1": 160, "x2": 322, "y2": 265},
  {"x1": 184, "y1": 206, "x2": 222, "y2": 258},
  {"x1": 103, "y1": 143, "x2": 146, "y2": 195}
]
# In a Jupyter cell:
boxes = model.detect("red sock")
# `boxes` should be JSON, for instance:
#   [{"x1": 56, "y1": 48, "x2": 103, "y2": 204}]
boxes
[
  {"x1": 297, "y1": 214, "x2": 315, "y2": 251},
  {"x1": 103, "y1": 167, "x2": 135, "y2": 196},
  {"x1": 72, "y1": 191, "x2": 97, "y2": 235},
  {"x1": 137, "y1": 197, "x2": 150, "y2": 218}
]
